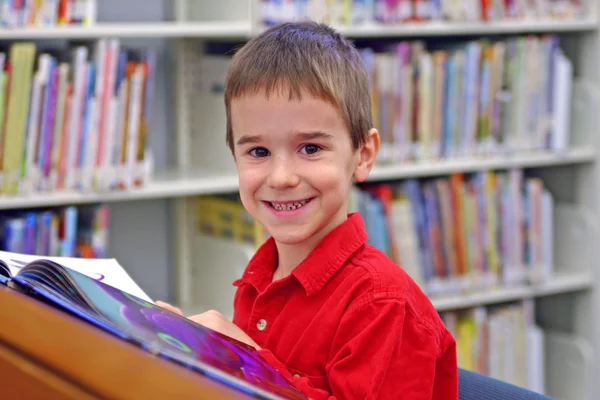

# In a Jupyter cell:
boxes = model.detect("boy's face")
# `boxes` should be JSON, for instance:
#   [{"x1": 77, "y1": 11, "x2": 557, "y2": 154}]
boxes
[{"x1": 230, "y1": 88, "x2": 379, "y2": 247}]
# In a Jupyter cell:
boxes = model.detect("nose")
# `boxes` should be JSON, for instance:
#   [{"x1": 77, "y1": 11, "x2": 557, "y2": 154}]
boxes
[{"x1": 266, "y1": 156, "x2": 300, "y2": 189}]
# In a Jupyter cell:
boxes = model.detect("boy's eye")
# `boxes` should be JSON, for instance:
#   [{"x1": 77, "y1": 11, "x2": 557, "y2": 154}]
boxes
[
  {"x1": 249, "y1": 147, "x2": 270, "y2": 158},
  {"x1": 300, "y1": 144, "x2": 321, "y2": 155}
]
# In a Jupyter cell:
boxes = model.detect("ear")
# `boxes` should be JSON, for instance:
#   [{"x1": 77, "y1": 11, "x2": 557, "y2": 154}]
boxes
[{"x1": 353, "y1": 128, "x2": 380, "y2": 183}]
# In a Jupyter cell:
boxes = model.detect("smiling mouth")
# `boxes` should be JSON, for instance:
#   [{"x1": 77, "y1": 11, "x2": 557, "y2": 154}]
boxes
[{"x1": 268, "y1": 199, "x2": 312, "y2": 211}]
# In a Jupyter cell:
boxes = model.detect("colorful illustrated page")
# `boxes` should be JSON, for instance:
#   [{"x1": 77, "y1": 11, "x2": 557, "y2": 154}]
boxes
[{"x1": 60, "y1": 267, "x2": 307, "y2": 400}]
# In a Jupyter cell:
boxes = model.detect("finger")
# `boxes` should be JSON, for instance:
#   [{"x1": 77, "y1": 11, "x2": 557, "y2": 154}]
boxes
[
  {"x1": 205, "y1": 309, "x2": 228, "y2": 321},
  {"x1": 187, "y1": 313, "x2": 211, "y2": 325},
  {"x1": 188, "y1": 314, "x2": 221, "y2": 331},
  {"x1": 155, "y1": 300, "x2": 184, "y2": 316}
]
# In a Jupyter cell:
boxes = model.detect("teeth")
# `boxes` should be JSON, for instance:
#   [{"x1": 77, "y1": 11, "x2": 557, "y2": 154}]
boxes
[{"x1": 271, "y1": 199, "x2": 309, "y2": 211}]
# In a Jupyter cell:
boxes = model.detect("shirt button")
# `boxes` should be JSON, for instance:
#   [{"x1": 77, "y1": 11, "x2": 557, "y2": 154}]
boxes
[
  {"x1": 293, "y1": 374, "x2": 300, "y2": 379},
  {"x1": 256, "y1": 319, "x2": 267, "y2": 331}
]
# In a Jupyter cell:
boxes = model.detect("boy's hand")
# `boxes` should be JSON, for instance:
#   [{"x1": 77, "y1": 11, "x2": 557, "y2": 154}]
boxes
[
  {"x1": 155, "y1": 300, "x2": 184, "y2": 316},
  {"x1": 188, "y1": 310, "x2": 261, "y2": 350},
  {"x1": 155, "y1": 301, "x2": 260, "y2": 350}
]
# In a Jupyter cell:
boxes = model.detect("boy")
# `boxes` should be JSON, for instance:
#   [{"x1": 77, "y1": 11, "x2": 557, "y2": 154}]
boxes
[{"x1": 159, "y1": 21, "x2": 458, "y2": 399}]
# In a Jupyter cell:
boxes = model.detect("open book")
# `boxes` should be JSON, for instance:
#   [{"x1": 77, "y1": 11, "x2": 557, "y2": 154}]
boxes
[
  {"x1": 0, "y1": 250, "x2": 306, "y2": 400},
  {"x1": 0, "y1": 250, "x2": 152, "y2": 302}
]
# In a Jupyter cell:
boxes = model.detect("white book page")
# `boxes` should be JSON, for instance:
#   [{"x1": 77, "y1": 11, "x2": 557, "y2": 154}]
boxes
[{"x1": 0, "y1": 250, "x2": 151, "y2": 302}]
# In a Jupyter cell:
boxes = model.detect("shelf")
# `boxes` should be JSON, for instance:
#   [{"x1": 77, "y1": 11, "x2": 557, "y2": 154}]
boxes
[
  {"x1": 0, "y1": 21, "x2": 253, "y2": 39},
  {"x1": 0, "y1": 170, "x2": 240, "y2": 210},
  {"x1": 368, "y1": 146, "x2": 596, "y2": 182},
  {"x1": 333, "y1": 17, "x2": 598, "y2": 38},
  {"x1": 0, "y1": 17, "x2": 594, "y2": 40},
  {"x1": 433, "y1": 271, "x2": 594, "y2": 312},
  {"x1": 0, "y1": 146, "x2": 592, "y2": 210}
]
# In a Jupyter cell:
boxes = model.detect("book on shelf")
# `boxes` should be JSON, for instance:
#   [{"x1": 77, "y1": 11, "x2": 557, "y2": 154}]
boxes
[
  {"x1": 0, "y1": 248, "x2": 308, "y2": 400},
  {"x1": 360, "y1": 33, "x2": 573, "y2": 164},
  {"x1": 0, "y1": 0, "x2": 97, "y2": 28},
  {"x1": 0, "y1": 38, "x2": 156, "y2": 197},
  {"x1": 196, "y1": 194, "x2": 269, "y2": 250},
  {"x1": 0, "y1": 203, "x2": 109, "y2": 259},
  {"x1": 441, "y1": 299, "x2": 545, "y2": 394},
  {"x1": 349, "y1": 168, "x2": 554, "y2": 297},
  {"x1": 0, "y1": 39, "x2": 155, "y2": 194},
  {"x1": 259, "y1": 0, "x2": 585, "y2": 27}
]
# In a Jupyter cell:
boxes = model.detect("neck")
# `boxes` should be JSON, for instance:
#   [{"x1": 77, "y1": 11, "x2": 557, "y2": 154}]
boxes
[
  {"x1": 271, "y1": 210, "x2": 349, "y2": 282},
  {"x1": 273, "y1": 236, "x2": 320, "y2": 280}
]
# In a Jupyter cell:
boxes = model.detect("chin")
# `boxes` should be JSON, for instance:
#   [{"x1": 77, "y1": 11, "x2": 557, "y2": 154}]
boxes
[{"x1": 267, "y1": 228, "x2": 314, "y2": 245}]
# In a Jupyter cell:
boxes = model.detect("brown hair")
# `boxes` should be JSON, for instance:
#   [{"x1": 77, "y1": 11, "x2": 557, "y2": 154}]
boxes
[{"x1": 224, "y1": 21, "x2": 373, "y2": 153}]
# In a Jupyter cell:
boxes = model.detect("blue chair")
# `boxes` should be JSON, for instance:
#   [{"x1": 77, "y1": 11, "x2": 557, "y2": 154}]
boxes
[{"x1": 459, "y1": 368, "x2": 554, "y2": 400}]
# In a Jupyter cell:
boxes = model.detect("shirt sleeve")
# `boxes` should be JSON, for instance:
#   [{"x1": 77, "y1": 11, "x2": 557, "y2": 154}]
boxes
[{"x1": 257, "y1": 299, "x2": 458, "y2": 400}]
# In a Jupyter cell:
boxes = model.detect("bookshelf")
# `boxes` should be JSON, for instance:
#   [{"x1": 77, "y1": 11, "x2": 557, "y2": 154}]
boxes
[
  {"x1": 0, "y1": 0, "x2": 597, "y2": 399},
  {"x1": 169, "y1": 1, "x2": 600, "y2": 400}
]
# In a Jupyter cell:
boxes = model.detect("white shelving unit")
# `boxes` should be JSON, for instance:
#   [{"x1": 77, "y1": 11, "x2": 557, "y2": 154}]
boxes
[
  {"x1": 1, "y1": 0, "x2": 598, "y2": 399},
  {"x1": 333, "y1": 17, "x2": 600, "y2": 37},
  {"x1": 0, "y1": 21, "x2": 254, "y2": 39},
  {"x1": 432, "y1": 271, "x2": 593, "y2": 312},
  {"x1": 0, "y1": 17, "x2": 595, "y2": 39},
  {"x1": 367, "y1": 147, "x2": 596, "y2": 181}
]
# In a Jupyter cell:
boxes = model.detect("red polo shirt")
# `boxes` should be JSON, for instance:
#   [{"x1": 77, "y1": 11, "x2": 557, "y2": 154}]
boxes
[{"x1": 232, "y1": 213, "x2": 458, "y2": 400}]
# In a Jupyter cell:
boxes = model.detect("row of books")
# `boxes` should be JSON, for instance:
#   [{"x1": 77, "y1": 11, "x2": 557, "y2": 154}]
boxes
[
  {"x1": 441, "y1": 300, "x2": 545, "y2": 393},
  {"x1": 350, "y1": 169, "x2": 554, "y2": 297},
  {"x1": 360, "y1": 34, "x2": 572, "y2": 164},
  {"x1": 0, "y1": 39, "x2": 155, "y2": 196},
  {"x1": 192, "y1": 167, "x2": 553, "y2": 298},
  {"x1": 0, "y1": 203, "x2": 109, "y2": 259},
  {"x1": 260, "y1": 0, "x2": 584, "y2": 26},
  {"x1": 0, "y1": 0, "x2": 96, "y2": 28}
]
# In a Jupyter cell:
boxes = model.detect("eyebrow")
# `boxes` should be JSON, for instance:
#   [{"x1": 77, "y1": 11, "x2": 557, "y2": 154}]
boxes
[
  {"x1": 235, "y1": 131, "x2": 334, "y2": 146},
  {"x1": 236, "y1": 135, "x2": 262, "y2": 146},
  {"x1": 296, "y1": 131, "x2": 334, "y2": 141}
]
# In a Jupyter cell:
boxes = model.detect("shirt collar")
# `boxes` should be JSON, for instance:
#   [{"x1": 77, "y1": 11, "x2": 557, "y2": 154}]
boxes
[{"x1": 237, "y1": 213, "x2": 368, "y2": 296}]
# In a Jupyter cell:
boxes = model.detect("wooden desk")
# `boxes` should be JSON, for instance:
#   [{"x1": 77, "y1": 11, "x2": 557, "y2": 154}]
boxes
[{"x1": 0, "y1": 285, "x2": 255, "y2": 399}]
